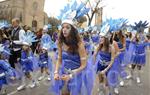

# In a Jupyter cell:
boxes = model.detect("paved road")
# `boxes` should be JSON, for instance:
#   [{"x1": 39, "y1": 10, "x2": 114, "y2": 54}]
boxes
[{"x1": 4, "y1": 50, "x2": 150, "y2": 95}]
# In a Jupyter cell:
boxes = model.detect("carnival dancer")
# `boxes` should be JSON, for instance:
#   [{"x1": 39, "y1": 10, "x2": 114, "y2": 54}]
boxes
[
  {"x1": 128, "y1": 21, "x2": 149, "y2": 84},
  {"x1": 112, "y1": 30, "x2": 127, "y2": 87},
  {"x1": 125, "y1": 28, "x2": 132, "y2": 51},
  {"x1": 38, "y1": 29, "x2": 53, "y2": 81},
  {"x1": 51, "y1": 1, "x2": 94, "y2": 94},
  {"x1": 82, "y1": 31, "x2": 93, "y2": 55},
  {"x1": 93, "y1": 23, "x2": 115, "y2": 95},
  {"x1": 0, "y1": 44, "x2": 15, "y2": 94},
  {"x1": 53, "y1": 19, "x2": 89, "y2": 95},
  {"x1": 103, "y1": 18, "x2": 128, "y2": 94},
  {"x1": 16, "y1": 32, "x2": 38, "y2": 91}
]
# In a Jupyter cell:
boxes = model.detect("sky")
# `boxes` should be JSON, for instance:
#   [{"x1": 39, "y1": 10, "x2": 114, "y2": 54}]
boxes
[{"x1": 44, "y1": 0, "x2": 150, "y2": 24}]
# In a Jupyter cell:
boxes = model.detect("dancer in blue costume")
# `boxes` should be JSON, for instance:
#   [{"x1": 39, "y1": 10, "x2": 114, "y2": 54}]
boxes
[
  {"x1": 130, "y1": 33, "x2": 148, "y2": 83},
  {"x1": 52, "y1": 19, "x2": 93, "y2": 95},
  {"x1": 91, "y1": 31, "x2": 100, "y2": 45},
  {"x1": 93, "y1": 23, "x2": 120, "y2": 95},
  {"x1": 101, "y1": 18, "x2": 128, "y2": 94},
  {"x1": 128, "y1": 21, "x2": 149, "y2": 84},
  {"x1": 38, "y1": 48, "x2": 52, "y2": 81},
  {"x1": 112, "y1": 30, "x2": 127, "y2": 87},
  {"x1": 52, "y1": 2, "x2": 93, "y2": 94},
  {"x1": 83, "y1": 32, "x2": 93, "y2": 55},
  {"x1": 15, "y1": 32, "x2": 38, "y2": 91},
  {"x1": 125, "y1": 31, "x2": 132, "y2": 51},
  {"x1": 52, "y1": 19, "x2": 95, "y2": 95},
  {"x1": 0, "y1": 44, "x2": 15, "y2": 94},
  {"x1": 38, "y1": 28, "x2": 53, "y2": 81},
  {"x1": 2, "y1": 41, "x2": 11, "y2": 62},
  {"x1": 41, "y1": 25, "x2": 52, "y2": 48}
]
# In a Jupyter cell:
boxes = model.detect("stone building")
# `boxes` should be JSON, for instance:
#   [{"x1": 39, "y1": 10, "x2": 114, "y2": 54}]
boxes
[{"x1": 0, "y1": 0, "x2": 48, "y2": 30}]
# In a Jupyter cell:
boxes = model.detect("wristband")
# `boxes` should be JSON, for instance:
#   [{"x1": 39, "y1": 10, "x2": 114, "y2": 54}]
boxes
[
  {"x1": 54, "y1": 71, "x2": 58, "y2": 74},
  {"x1": 69, "y1": 74, "x2": 73, "y2": 79}
]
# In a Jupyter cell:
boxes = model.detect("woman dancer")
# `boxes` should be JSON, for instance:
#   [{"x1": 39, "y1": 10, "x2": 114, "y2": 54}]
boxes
[
  {"x1": 52, "y1": 19, "x2": 92, "y2": 95},
  {"x1": 0, "y1": 44, "x2": 15, "y2": 94},
  {"x1": 93, "y1": 23, "x2": 120, "y2": 95}
]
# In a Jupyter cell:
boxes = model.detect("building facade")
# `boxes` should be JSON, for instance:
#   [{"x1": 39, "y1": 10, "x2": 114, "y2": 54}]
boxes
[{"x1": 0, "y1": 0, "x2": 48, "y2": 30}]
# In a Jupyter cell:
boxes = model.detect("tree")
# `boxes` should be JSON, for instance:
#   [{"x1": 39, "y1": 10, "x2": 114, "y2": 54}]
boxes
[
  {"x1": 84, "y1": 0, "x2": 104, "y2": 26},
  {"x1": 48, "y1": 17, "x2": 61, "y2": 27},
  {"x1": 77, "y1": 16, "x2": 87, "y2": 27},
  {"x1": 48, "y1": 17, "x2": 61, "y2": 36}
]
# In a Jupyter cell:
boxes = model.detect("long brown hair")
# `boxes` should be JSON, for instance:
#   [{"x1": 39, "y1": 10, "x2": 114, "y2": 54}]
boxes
[
  {"x1": 112, "y1": 30, "x2": 125, "y2": 44},
  {"x1": 23, "y1": 46, "x2": 31, "y2": 57},
  {"x1": 58, "y1": 24, "x2": 81, "y2": 54},
  {"x1": 118, "y1": 30, "x2": 125, "y2": 44},
  {"x1": 98, "y1": 37, "x2": 110, "y2": 52}
]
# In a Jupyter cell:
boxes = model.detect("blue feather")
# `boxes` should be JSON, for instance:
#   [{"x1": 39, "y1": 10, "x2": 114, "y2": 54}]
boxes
[
  {"x1": 76, "y1": 3, "x2": 85, "y2": 13},
  {"x1": 76, "y1": 8, "x2": 90, "y2": 18},
  {"x1": 132, "y1": 20, "x2": 149, "y2": 32},
  {"x1": 71, "y1": 0, "x2": 77, "y2": 11}
]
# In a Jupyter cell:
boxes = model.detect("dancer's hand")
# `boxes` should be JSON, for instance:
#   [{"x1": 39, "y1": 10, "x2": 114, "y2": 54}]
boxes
[
  {"x1": 17, "y1": 58, "x2": 20, "y2": 62},
  {"x1": 101, "y1": 69, "x2": 106, "y2": 75},
  {"x1": 54, "y1": 73, "x2": 60, "y2": 80},
  {"x1": 10, "y1": 77, "x2": 15, "y2": 80},
  {"x1": 61, "y1": 74, "x2": 71, "y2": 81},
  {"x1": 93, "y1": 56, "x2": 96, "y2": 64}
]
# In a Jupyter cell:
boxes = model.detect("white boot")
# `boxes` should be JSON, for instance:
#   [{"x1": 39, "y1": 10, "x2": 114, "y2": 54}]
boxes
[
  {"x1": 17, "y1": 76, "x2": 26, "y2": 91},
  {"x1": 136, "y1": 70, "x2": 141, "y2": 84},
  {"x1": 136, "y1": 77, "x2": 141, "y2": 84},
  {"x1": 126, "y1": 69, "x2": 134, "y2": 80},
  {"x1": 126, "y1": 74, "x2": 132, "y2": 79},
  {"x1": 38, "y1": 73, "x2": 45, "y2": 81},
  {"x1": 98, "y1": 83, "x2": 105, "y2": 95},
  {"x1": 17, "y1": 84, "x2": 26, "y2": 91},
  {"x1": 47, "y1": 74, "x2": 51, "y2": 81},
  {"x1": 47, "y1": 77, "x2": 51, "y2": 81},
  {"x1": 119, "y1": 80, "x2": 125, "y2": 87},
  {"x1": 29, "y1": 81, "x2": 36, "y2": 89},
  {"x1": 114, "y1": 87, "x2": 119, "y2": 94},
  {"x1": 0, "y1": 86, "x2": 7, "y2": 95}
]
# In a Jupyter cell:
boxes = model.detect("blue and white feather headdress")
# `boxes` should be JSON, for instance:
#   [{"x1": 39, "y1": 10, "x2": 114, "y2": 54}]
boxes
[
  {"x1": 20, "y1": 31, "x2": 38, "y2": 46},
  {"x1": 106, "y1": 18, "x2": 128, "y2": 33},
  {"x1": 131, "y1": 20, "x2": 149, "y2": 33},
  {"x1": 100, "y1": 21, "x2": 110, "y2": 37},
  {"x1": 43, "y1": 25, "x2": 48, "y2": 32},
  {"x1": 0, "y1": 44, "x2": 11, "y2": 55},
  {"x1": 58, "y1": 1, "x2": 90, "y2": 27},
  {"x1": 41, "y1": 36, "x2": 52, "y2": 50}
]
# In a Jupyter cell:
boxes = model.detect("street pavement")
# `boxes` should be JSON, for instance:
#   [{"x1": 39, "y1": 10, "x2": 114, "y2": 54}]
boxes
[{"x1": 3, "y1": 50, "x2": 150, "y2": 95}]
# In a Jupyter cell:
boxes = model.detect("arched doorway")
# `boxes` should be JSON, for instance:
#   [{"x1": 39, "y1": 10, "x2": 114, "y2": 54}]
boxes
[{"x1": 32, "y1": 20, "x2": 37, "y2": 32}]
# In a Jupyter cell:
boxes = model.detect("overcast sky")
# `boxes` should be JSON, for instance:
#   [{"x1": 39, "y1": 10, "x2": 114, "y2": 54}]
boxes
[{"x1": 44, "y1": 0, "x2": 150, "y2": 24}]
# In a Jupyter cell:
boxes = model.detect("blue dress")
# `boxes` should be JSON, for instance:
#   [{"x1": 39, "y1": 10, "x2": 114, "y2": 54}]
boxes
[
  {"x1": 117, "y1": 41, "x2": 125, "y2": 64},
  {"x1": 95, "y1": 51, "x2": 111, "y2": 73},
  {"x1": 94, "y1": 50, "x2": 120, "y2": 87},
  {"x1": 126, "y1": 38, "x2": 131, "y2": 51},
  {"x1": 131, "y1": 42, "x2": 147, "y2": 65},
  {"x1": 116, "y1": 41, "x2": 127, "y2": 78},
  {"x1": 38, "y1": 52, "x2": 53, "y2": 71},
  {"x1": 91, "y1": 35, "x2": 100, "y2": 44},
  {"x1": 52, "y1": 51, "x2": 93, "y2": 95},
  {"x1": 84, "y1": 37, "x2": 92, "y2": 55},
  {"x1": 39, "y1": 52, "x2": 49, "y2": 68},
  {"x1": 20, "y1": 50, "x2": 34, "y2": 73},
  {"x1": 0, "y1": 60, "x2": 15, "y2": 89}
]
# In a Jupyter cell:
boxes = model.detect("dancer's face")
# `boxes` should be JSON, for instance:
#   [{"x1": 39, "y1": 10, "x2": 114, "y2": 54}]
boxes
[
  {"x1": 100, "y1": 36, "x2": 105, "y2": 44},
  {"x1": 22, "y1": 45, "x2": 29, "y2": 50},
  {"x1": 42, "y1": 49, "x2": 47, "y2": 53},
  {"x1": 62, "y1": 23, "x2": 71, "y2": 37}
]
